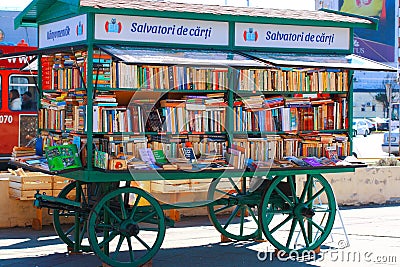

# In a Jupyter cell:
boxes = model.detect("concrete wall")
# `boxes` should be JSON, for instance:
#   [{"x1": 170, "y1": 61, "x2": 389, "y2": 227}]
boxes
[
  {"x1": 1, "y1": 166, "x2": 400, "y2": 228},
  {"x1": 325, "y1": 166, "x2": 400, "y2": 205}
]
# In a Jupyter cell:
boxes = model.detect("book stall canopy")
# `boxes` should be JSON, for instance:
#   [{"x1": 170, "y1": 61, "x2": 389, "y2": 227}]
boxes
[
  {"x1": 98, "y1": 45, "x2": 269, "y2": 67},
  {"x1": 245, "y1": 52, "x2": 397, "y2": 72}
]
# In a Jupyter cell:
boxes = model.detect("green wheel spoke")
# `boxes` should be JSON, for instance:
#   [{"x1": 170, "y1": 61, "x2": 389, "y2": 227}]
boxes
[
  {"x1": 126, "y1": 236, "x2": 135, "y2": 262},
  {"x1": 96, "y1": 223, "x2": 115, "y2": 230},
  {"x1": 223, "y1": 206, "x2": 240, "y2": 230},
  {"x1": 118, "y1": 195, "x2": 127, "y2": 220},
  {"x1": 104, "y1": 205, "x2": 122, "y2": 223},
  {"x1": 298, "y1": 219, "x2": 310, "y2": 247},
  {"x1": 214, "y1": 204, "x2": 233, "y2": 214},
  {"x1": 215, "y1": 188, "x2": 235, "y2": 197},
  {"x1": 228, "y1": 178, "x2": 241, "y2": 194},
  {"x1": 88, "y1": 187, "x2": 165, "y2": 267},
  {"x1": 134, "y1": 235, "x2": 151, "y2": 251},
  {"x1": 112, "y1": 235, "x2": 125, "y2": 260},
  {"x1": 306, "y1": 218, "x2": 325, "y2": 234},
  {"x1": 265, "y1": 209, "x2": 292, "y2": 215},
  {"x1": 239, "y1": 207, "x2": 245, "y2": 236},
  {"x1": 136, "y1": 210, "x2": 156, "y2": 223},
  {"x1": 286, "y1": 218, "x2": 298, "y2": 248},
  {"x1": 246, "y1": 206, "x2": 258, "y2": 224},
  {"x1": 305, "y1": 188, "x2": 325, "y2": 206},
  {"x1": 300, "y1": 176, "x2": 312, "y2": 203},
  {"x1": 79, "y1": 221, "x2": 87, "y2": 244},
  {"x1": 98, "y1": 231, "x2": 118, "y2": 248},
  {"x1": 129, "y1": 195, "x2": 141, "y2": 220},
  {"x1": 270, "y1": 214, "x2": 293, "y2": 234},
  {"x1": 274, "y1": 187, "x2": 294, "y2": 207},
  {"x1": 288, "y1": 177, "x2": 298, "y2": 204},
  {"x1": 64, "y1": 224, "x2": 75, "y2": 236}
]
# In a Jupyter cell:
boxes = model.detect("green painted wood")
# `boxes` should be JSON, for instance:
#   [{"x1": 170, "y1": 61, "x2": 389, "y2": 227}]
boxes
[
  {"x1": 53, "y1": 181, "x2": 91, "y2": 252},
  {"x1": 207, "y1": 177, "x2": 261, "y2": 241},
  {"x1": 87, "y1": 187, "x2": 166, "y2": 267},
  {"x1": 58, "y1": 166, "x2": 358, "y2": 183},
  {"x1": 259, "y1": 173, "x2": 336, "y2": 253}
]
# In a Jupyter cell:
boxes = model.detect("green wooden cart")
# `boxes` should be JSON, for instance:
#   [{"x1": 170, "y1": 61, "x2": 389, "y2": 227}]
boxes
[{"x1": 28, "y1": 165, "x2": 360, "y2": 266}]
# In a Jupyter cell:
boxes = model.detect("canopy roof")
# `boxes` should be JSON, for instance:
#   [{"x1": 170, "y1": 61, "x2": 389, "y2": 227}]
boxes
[{"x1": 15, "y1": 0, "x2": 378, "y2": 29}]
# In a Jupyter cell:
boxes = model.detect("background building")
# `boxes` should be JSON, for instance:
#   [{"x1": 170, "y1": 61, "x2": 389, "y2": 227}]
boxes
[
  {"x1": 317, "y1": 0, "x2": 399, "y2": 120},
  {"x1": 0, "y1": 10, "x2": 37, "y2": 47}
]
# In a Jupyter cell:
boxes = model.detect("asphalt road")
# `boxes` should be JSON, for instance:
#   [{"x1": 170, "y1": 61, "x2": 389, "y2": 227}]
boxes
[{"x1": 0, "y1": 204, "x2": 399, "y2": 267}]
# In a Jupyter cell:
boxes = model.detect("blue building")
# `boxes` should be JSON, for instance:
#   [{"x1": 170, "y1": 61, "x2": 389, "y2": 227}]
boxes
[{"x1": 0, "y1": 10, "x2": 37, "y2": 46}]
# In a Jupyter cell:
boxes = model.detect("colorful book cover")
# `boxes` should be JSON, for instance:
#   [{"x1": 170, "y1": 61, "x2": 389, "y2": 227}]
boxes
[
  {"x1": 153, "y1": 150, "x2": 168, "y2": 165},
  {"x1": 302, "y1": 157, "x2": 323, "y2": 167},
  {"x1": 182, "y1": 147, "x2": 197, "y2": 162},
  {"x1": 45, "y1": 144, "x2": 82, "y2": 171}
]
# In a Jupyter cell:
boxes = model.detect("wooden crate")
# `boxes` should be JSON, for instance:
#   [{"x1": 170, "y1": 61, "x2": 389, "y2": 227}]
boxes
[
  {"x1": 150, "y1": 180, "x2": 190, "y2": 193},
  {"x1": 8, "y1": 172, "x2": 53, "y2": 200},
  {"x1": 9, "y1": 188, "x2": 53, "y2": 200},
  {"x1": 52, "y1": 175, "x2": 73, "y2": 190},
  {"x1": 190, "y1": 178, "x2": 213, "y2": 191}
]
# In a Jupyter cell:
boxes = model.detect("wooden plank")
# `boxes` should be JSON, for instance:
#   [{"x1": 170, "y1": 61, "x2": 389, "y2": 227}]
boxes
[
  {"x1": 8, "y1": 188, "x2": 53, "y2": 200},
  {"x1": 9, "y1": 175, "x2": 52, "y2": 184},
  {"x1": 9, "y1": 181, "x2": 52, "y2": 190},
  {"x1": 150, "y1": 181, "x2": 190, "y2": 193},
  {"x1": 52, "y1": 176, "x2": 73, "y2": 190}
]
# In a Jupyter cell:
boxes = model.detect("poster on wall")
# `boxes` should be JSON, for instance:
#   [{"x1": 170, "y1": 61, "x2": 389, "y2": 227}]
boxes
[{"x1": 339, "y1": 0, "x2": 395, "y2": 63}]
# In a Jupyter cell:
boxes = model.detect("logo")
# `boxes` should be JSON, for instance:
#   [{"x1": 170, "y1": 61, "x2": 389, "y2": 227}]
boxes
[
  {"x1": 105, "y1": 18, "x2": 122, "y2": 33},
  {"x1": 76, "y1": 21, "x2": 84, "y2": 36},
  {"x1": 243, "y1": 28, "x2": 258, "y2": 42},
  {"x1": 356, "y1": 0, "x2": 372, "y2": 7}
]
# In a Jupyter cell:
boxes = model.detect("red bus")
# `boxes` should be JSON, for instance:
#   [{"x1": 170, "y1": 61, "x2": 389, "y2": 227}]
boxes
[{"x1": 0, "y1": 44, "x2": 38, "y2": 168}]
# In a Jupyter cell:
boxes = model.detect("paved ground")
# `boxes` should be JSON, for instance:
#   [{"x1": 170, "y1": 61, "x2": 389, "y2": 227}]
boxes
[{"x1": 0, "y1": 204, "x2": 399, "y2": 267}]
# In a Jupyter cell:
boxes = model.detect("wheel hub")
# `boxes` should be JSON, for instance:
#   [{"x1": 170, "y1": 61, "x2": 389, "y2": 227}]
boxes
[
  {"x1": 120, "y1": 220, "x2": 140, "y2": 236},
  {"x1": 294, "y1": 204, "x2": 315, "y2": 219}
]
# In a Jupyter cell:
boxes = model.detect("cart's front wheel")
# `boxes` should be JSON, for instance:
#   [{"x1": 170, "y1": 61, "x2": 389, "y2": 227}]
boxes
[
  {"x1": 53, "y1": 181, "x2": 91, "y2": 252},
  {"x1": 87, "y1": 187, "x2": 165, "y2": 267},
  {"x1": 259, "y1": 175, "x2": 336, "y2": 253},
  {"x1": 207, "y1": 177, "x2": 261, "y2": 241}
]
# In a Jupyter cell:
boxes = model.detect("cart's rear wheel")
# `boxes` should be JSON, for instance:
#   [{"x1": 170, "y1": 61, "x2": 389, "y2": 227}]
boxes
[
  {"x1": 259, "y1": 175, "x2": 336, "y2": 253},
  {"x1": 53, "y1": 181, "x2": 91, "y2": 252},
  {"x1": 207, "y1": 177, "x2": 261, "y2": 241},
  {"x1": 87, "y1": 187, "x2": 165, "y2": 267}
]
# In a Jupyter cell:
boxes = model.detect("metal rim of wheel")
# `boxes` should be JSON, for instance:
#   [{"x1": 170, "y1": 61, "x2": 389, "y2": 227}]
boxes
[
  {"x1": 87, "y1": 187, "x2": 166, "y2": 267},
  {"x1": 259, "y1": 175, "x2": 336, "y2": 254},
  {"x1": 207, "y1": 177, "x2": 261, "y2": 241},
  {"x1": 53, "y1": 181, "x2": 91, "y2": 252}
]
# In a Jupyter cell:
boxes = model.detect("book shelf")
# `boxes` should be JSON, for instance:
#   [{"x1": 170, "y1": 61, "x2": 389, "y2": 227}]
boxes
[{"x1": 35, "y1": 45, "x2": 359, "y2": 171}]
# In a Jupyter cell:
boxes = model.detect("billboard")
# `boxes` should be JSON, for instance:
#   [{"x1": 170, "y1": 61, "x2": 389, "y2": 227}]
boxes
[{"x1": 339, "y1": 0, "x2": 396, "y2": 63}]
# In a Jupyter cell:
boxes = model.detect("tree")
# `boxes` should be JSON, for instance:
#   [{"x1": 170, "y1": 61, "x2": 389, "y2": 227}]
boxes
[
  {"x1": 375, "y1": 92, "x2": 389, "y2": 118},
  {"x1": 375, "y1": 74, "x2": 397, "y2": 118}
]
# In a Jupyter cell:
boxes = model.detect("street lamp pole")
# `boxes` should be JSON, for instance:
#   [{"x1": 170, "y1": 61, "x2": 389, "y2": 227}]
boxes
[{"x1": 386, "y1": 83, "x2": 392, "y2": 155}]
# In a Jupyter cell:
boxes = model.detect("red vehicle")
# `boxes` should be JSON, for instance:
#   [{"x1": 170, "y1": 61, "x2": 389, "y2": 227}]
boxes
[{"x1": 0, "y1": 44, "x2": 38, "y2": 168}]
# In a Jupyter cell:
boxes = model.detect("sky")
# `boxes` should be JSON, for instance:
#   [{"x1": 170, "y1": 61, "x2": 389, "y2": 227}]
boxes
[{"x1": 0, "y1": 0, "x2": 316, "y2": 11}]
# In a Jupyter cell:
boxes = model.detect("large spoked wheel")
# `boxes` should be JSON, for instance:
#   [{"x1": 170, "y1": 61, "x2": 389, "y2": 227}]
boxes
[
  {"x1": 87, "y1": 187, "x2": 166, "y2": 267},
  {"x1": 259, "y1": 175, "x2": 336, "y2": 253},
  {"x1": 53, "y1": 181, "x2": 91, "y2": 252},
  {"x1": 207, "y1": 177, "x2": 261, "y2": 241}
]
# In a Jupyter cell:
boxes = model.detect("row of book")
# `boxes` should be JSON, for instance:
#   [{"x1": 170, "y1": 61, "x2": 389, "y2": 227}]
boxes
[
  {"x1": 160, "y1": 97, "x2": 227, "y2": 133},
  {"x1": 233, "y1": 96, "x2": 347, "y2": 132},
  {"x1": 39, "y1": 90, "x2": 86, "y2": 132},
  {"x1": 112, "y1": 63, "x2": 230, "y2": 90},
  {"x1": 41, "y1": 50, "x2": 112, "y2": 90},
  {"x1": 237, "y1": 68, "x2": 349, "y2": 92}
]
